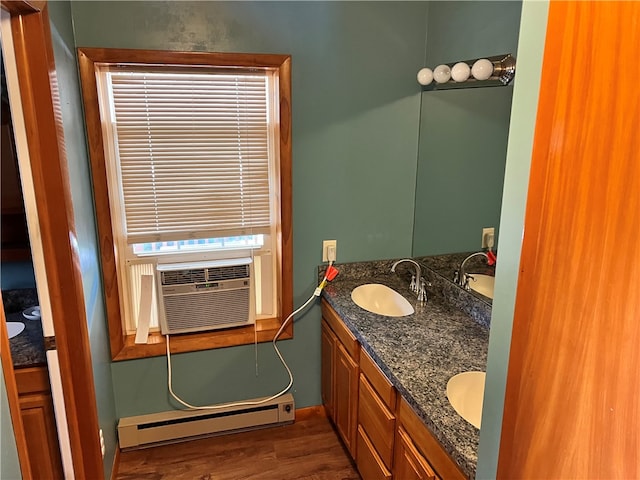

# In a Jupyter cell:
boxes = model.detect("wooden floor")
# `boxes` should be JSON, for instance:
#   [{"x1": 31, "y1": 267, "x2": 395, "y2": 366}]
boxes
[{"x1": 115, "y1": 408, "x2": 361, "y2": 480}]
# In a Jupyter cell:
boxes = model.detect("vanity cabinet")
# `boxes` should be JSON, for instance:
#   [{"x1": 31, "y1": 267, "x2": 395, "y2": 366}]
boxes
[
  {"x1": 14, "y1": 366, "x2": 64, "y2": 480},
  {"x1": 396, "y1": 398, "x2": 466, "y2": 480},
  {"x1": 357, "y1": 349, "x2": 396, "y2": 480},
  {"x1": 321, "y1": 299, "x2": 469, "y2": 480},
  {"x1": 394, "y1": 425, "x2": 439, "y2": 480},
  {"x1": 321, "y1": 300, "x2": 359, "y2": 457}
]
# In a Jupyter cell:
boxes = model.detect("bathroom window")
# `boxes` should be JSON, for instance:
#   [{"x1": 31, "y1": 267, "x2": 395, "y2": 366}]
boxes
[{"x1": 78, "y1": 49, "x2": 292, "y2": 360}]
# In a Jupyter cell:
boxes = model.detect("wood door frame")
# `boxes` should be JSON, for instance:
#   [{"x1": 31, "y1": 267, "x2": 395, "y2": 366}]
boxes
[
  {"x1": 0, "y1": 1, "x2": 104, "y2": 478},
  {"x1": 498, "y1": 2, "x2": 639, "y2": 477}
]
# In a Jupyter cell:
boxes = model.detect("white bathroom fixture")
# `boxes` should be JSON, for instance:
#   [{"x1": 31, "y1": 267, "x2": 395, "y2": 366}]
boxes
[
  {"x1": 416, "y1": 53, "x2": 515, "y2": 89},
  {"x1": 446, "y1": 371, "x2": 486, "y2": 429},
  {"x1": 351, "y1": 283, "x2": 414, "y2": 317},
  {"x1": 7, "y1": 322, "x2": 25, "y2": 339},
  {"x1": 118, "y1": 393, "x2": 295, "y2": 449},
  {"x1": 467, "y1": 273, "x2": 495, "y2": 299}
]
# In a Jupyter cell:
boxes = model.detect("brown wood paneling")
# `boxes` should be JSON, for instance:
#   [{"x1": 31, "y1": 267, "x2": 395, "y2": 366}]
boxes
[
  {"x1": 360, "y1": 348, "x2": 396, "y2": 411},
  {"x1": 358, "y1": 374, "x2": 395, "y2": 468},
  {"x1": 357, "y1": 425, "x2": 392, "y2": 480},
  {"x1": 0, "y1": 294, "x2": 33, "y2": 479},
  {"x1": 322, "y1": 299, "x2": 359, "y2": 358},
  {"x1": 498, "y1": 2, "x2": 640, "y2": 478},
  {"x1": 397, "y1": 399, "x2": 466, "y2": 480},
  {"x1": 335, "y1": 341, "x2": 359, "y2": 458},
  {"x1": 14, "y1": 366, "x2": 50, "y2": 395},
  {"x1": 321, "y1": 320, "x2": 336, "y2": 418},
  {"x1": 5, "y1": 2, "x2": 104, "y2": 478},
  {"x1": 19, "y1": 392, "x2": 64, "y2": 479}
]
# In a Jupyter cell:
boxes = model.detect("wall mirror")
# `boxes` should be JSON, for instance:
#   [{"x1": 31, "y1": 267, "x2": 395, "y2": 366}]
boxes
[{"x1": 411, "y1": 1, "x2": 523, "y2": 271}]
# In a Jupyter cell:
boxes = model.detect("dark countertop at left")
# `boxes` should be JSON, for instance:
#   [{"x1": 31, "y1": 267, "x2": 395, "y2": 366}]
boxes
[
  {"x1": 2, "y1": 288, "x2": 46, "y2": 368},
  {"x1": 321, "y1": 259, "x2": 490, "y2": 479}
]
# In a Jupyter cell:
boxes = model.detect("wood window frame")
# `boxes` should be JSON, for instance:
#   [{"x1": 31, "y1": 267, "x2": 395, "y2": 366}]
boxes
[{"x1": 77, "y1": 48, "x2": 293, "y2": 361}]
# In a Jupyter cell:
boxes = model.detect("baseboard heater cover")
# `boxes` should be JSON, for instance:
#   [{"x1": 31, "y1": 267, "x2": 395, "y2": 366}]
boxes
[{"x1": 117, "y1": 394, "x2": 295, "y2": 450}]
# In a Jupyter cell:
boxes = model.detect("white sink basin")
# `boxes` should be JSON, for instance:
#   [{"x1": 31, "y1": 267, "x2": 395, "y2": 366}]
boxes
[
  {"x1": 7, "y1": 322, "x2": 25, "y2": 339},
  {"x1": 351, "y1": 284, "x2": 414, "y2": 317},
  {"x1": 467, "y1": 273, "x2": 495, "y2": 299},
  {"x1": 446, "y1": 371, "x2": 486, "y2": 429}
]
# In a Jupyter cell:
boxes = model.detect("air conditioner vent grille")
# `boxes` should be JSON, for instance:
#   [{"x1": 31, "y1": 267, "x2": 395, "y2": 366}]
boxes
[
  {"x1": 207, "y1": 264, "x2": 250, "y2": 282},
  {"x1": 163, "y1": 288, "x2": 250, "y2": 333},
  {"x1": 161, "y1": 268, "x2": 206, "y2": 286}
]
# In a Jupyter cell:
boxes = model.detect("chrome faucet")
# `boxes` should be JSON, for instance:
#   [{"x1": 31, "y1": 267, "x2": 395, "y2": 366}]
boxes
[
  {"x1": 391, "y1": 259, "x2": 428, "y2": 303},
  {"x1": 454, "y1": 252, "x2": 489, "y2": 290}
]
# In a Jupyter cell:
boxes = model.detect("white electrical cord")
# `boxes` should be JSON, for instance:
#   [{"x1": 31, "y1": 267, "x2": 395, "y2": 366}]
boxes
[{"x1": 166, "y1": 261, "x2": 334, "y2": 410}]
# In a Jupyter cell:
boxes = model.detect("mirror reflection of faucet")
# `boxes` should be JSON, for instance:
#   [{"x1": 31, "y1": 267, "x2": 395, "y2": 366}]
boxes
[
  {"x1": 391, "y1": 259, "x2": 430, "y2": 304},
  {"x1": 454, "y1": 252, "x2": 490, "y2": 291}
]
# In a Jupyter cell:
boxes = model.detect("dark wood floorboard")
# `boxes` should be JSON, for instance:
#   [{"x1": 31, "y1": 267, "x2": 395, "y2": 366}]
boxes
[{"x1": 115, "y1": 410, "x2": 361, "y2": 480}]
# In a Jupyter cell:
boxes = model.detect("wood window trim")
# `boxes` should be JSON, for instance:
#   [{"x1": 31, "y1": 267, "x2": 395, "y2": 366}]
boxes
[{"x1": 77, "y1": 48, "x2": 293, "y2": 361}]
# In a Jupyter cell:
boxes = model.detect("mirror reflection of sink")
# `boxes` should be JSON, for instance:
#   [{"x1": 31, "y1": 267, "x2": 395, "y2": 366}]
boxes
[
  {"x1": 351, "y1": 284, "x2": 414, "y2": 317},
  {"x1": 7, "y1": 322, "x2": 26, "y2": 339},
  {"x1": 467, "y1": 273, "x2": 495, "y2": 299},
  {"x1": 446, "y1": 371, "x2": 486, "y2": 429}
]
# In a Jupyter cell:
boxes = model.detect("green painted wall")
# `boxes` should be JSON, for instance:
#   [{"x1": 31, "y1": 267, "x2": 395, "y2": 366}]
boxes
[
  {"x1": 1, "y1": 361, "x2": 21, "y2": 480},
  {"x1": 413, "y1": 1, "x2": 522, "y2": 256},
  {"x1": 476, "y1": 2, "x2": 549, "y2": 478},
  {"x1": 47, "y1": 3, "x2": 118, "y2": 477},
  {"x1": 69, "y1": 1, "x2": 428, "y2": 416}
]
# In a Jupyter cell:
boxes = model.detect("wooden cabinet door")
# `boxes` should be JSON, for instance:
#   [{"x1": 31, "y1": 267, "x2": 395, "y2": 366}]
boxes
[
  {"x1": 20, "y1": 392, "x2": 64, "y2": 480},
  {"x1": 320, "y1": 320, "x2": 336, "y2": 418},
  {"x1": 394, "y1": 426, "x2": 438, "y2": 480},
  {"x1": 334, "y1": 341, "x2": 359, "y2": 457},
  {"x1": 357, "y1": 425, "x2": 392, "y2": 480}
]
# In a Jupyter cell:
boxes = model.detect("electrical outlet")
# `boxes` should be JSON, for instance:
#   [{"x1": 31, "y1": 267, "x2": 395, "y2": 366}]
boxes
[
  {"x1": 322, "y1": 240, "x2": 337, "y2": 262},
  {"x1": 482, "y1": 227, "x2": 495, "y2": 249}
]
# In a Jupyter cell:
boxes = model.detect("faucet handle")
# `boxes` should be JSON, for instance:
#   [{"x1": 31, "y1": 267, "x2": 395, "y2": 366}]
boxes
[
  {"x1": 462, "y1": 273, "x2": 474, "y2": 291},
  {"x1": 410, "y1": 274, "x2": 417, "y2": 293},
  {"x1": 453, "y1": 269, "x2": 460, "y2": 284},
  {"x1": 417, "y1": 277, "x2": 430, "y2": 304}
]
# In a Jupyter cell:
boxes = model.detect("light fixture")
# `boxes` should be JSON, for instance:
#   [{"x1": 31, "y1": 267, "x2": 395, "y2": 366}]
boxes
[
  {"x1": 433, "y1": 64, "x2": 451, "y2": 84},
  {"x1": 417, "y1": 68, "x2": 433, "y2": 86},
  {"x1": 451, "y1": 62, "x2": 471, "y2": 82},
  {"x1": 416, "y1": 53, "x2": 515, "y2": 90},
  {"x1": 471, "y1": 58, "x2": 494, "y2": 81}
]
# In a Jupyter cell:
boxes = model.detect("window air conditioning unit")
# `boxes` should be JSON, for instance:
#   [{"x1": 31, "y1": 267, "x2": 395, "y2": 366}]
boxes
[{"x1": 156, "y1": 257, "x2": 254, "y2": 335}]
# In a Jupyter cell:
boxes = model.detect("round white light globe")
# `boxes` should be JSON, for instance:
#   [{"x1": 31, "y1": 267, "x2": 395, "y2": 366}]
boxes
[
  {"x1": 451, "y1": 62, "x2": 471, "y2": 82},
  {"x1": 471, "y1": 59, "x2": 494, "y2": 81},
  {"x1": 417, "y1": 68, "x2": 434, "y2": 86},
  {"x1": 433, "y1": 64, "x2": 451, "y2": 84}
]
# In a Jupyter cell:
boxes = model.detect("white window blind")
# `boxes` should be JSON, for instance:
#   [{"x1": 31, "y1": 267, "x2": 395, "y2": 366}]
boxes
[{"x1": 107, "y1": 69, "x2": 273, "y2": 244}]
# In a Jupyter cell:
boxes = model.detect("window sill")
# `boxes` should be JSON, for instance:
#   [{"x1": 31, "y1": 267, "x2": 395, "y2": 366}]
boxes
[{"x1": 111, "y1": 317, "x2": 292, "y2": 361}]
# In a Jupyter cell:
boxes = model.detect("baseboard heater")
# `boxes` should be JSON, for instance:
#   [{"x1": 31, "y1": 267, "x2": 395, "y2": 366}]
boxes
[{"x1": 117, "y1": 394, "x2": 295, "y2": 450}]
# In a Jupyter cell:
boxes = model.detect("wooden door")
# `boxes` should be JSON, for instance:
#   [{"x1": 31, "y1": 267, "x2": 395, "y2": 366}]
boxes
[
  {"x1": 0, "y1": 2, "x2": 104, "y2": 478},
  {"x1": 394, "y1": 426, "x2": 437, "y2": 480},
  {"x1": 335, "y1": 341, "x2": 359, "y2": 457},
  {"x1": 498, "y1": 2, "x2": 640, "y2": 478},
  {"x1": 320, "y1": 320, "x2": 335, "y2": 418}
]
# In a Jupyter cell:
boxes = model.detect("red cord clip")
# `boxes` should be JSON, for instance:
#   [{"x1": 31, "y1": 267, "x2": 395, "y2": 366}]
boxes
[
  {"x1": 487, "y1": 250, "x2": 497, "y2": 266},
  {"x1": 325, "y1": 265, "x2": 339, "y2": 281}
]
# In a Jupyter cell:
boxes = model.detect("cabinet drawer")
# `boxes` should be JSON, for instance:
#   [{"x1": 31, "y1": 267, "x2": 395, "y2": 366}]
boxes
[
  {"x1": 398, "y1": 398, "x2": 466, "y2": 480},
  {"x1": 359, "y1": 374, "x2": 395, "y2": 468},
  {"x1": 395, "y1": 426, "x2": 439, "y2": 480},
  {"x1": 322, "y1": 299, "x2": 359, "y2": 358},
  {"x1": 357, "y1": 425, "x2": 392, "y2": 480},
  {"x1": 360, "y1": 348, "x2": 396, "y2": 410}
]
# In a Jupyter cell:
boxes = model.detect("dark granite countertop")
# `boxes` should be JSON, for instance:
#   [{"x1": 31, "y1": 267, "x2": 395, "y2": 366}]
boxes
[
  {"x1": 2, "y1": 288, "x2": 46, "y2": 368},
  {"x1": 320, "y1": 258, "x2": 490, "y2": 479}
]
